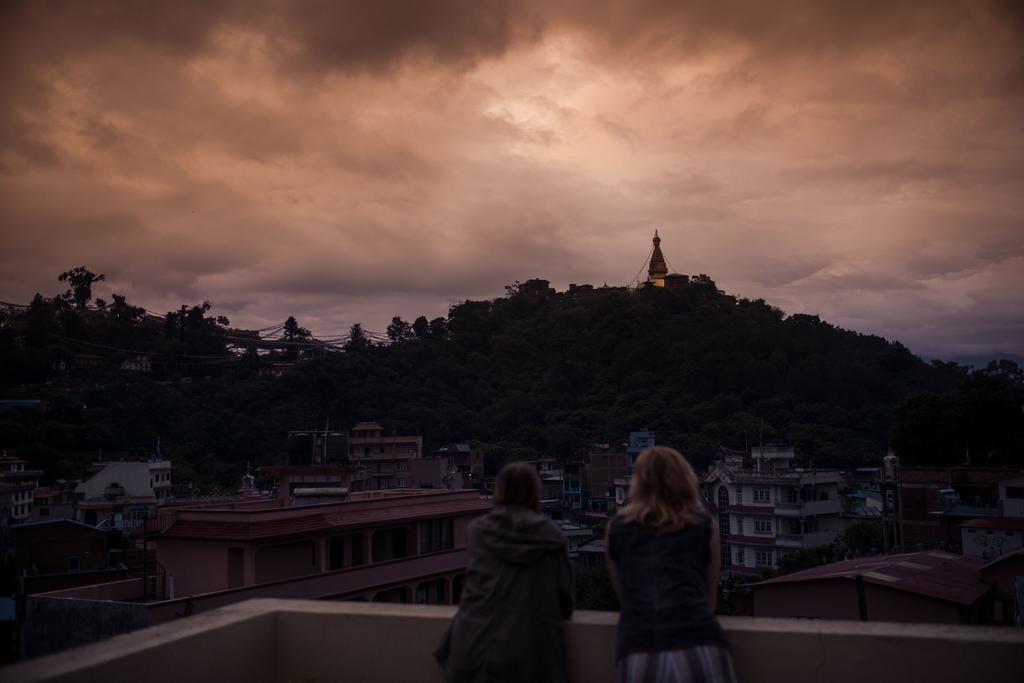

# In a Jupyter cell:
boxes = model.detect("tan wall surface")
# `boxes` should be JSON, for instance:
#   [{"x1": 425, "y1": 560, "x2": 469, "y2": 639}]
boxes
[{"x1": 4, "y1": 599, "x2": 1024, "y2": 683}]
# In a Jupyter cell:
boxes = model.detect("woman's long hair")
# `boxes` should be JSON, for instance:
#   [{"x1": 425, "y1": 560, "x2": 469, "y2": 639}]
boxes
[
  {"x1": 493, "y1": 461, "x2": 541, "y2": 512},
  {"x1": 617, "y1": 446, "x2": 704, "y2": 533}
]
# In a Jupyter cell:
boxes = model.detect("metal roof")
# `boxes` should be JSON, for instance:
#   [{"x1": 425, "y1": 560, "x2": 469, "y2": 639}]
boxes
[{"x1": 753, "y1": 551, "x2": 989, "y2": 605}]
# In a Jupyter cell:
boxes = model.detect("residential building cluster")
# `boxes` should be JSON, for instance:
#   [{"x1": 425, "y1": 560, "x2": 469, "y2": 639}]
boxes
[{"x1": 3, "y1": 414, "x2": 1024, "y2": 664}]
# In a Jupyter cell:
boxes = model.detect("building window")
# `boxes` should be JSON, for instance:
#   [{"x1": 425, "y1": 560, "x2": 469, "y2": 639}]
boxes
[
  {"x1": 1006, "y1": 487, "x2": 1024, "y2": 499},
  {"x1": 717, "y1": 486, "x2": 730, "y2": 566},
  {"x1": 754, "y1": 518, "x2": 773, "y2": 535},
  {"x1": 67, "y1": 557, "x2": 81, "y2": 572},
  {"x1": 755, "y1": 551, "x2": 773, "y2": 567},
  {"x1": 734, "y1": 548, "x2": 744, "y2": 565},
  {"x1": 735, "y1": 515, "x2": 744, "y2": 535},
  {"x1": 398, "y1": 462, "x2": 409, "y2": 472},
  {"x1": 419, "y1": 518, "x2": 454, "y2": 554},
  {"x1": 735, "y1": 487, "x2": 743, "y2": 504},
  {"x1": 786, "y1": 488, "x2": 799, "y2": 504},
  {"x1": 753, "y1": 488, "x2": 771, "y2": 503}
]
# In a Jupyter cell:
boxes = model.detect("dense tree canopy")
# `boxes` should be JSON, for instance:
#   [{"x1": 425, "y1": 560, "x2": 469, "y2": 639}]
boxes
[{"x1": 0, "y1": 269, "x2": 1021, "y2": 491}]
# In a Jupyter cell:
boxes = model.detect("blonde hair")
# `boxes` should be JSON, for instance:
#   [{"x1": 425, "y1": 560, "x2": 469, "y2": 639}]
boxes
[{"x1": 618, "y1": 446, "x2": 704, "y2": 533}]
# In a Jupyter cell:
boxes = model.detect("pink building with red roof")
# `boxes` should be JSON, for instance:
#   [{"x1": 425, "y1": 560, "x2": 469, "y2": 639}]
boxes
[
  {"x1": 752, "y1": 551, "x2": 993, "y2": 624},
  {"x1": 19, "y1": 489, "x2": 492, "y2": 657},
  {"x1": 151, "y1": 488, "x2": 488, "y2": 604}
]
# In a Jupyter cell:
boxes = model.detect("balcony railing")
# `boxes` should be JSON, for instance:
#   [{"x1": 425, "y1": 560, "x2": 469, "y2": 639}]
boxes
[
  {"x1": 774, "y1": 534, "x2": 803, "y2": 547},
  {"x1": 3, "y1": 599, "x2": 1022, "y2": 683}
]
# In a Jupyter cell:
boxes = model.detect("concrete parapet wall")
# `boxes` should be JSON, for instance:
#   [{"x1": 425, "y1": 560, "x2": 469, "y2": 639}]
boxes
[{"x1": 5, "y1": 599, "x2": 1024, "y2": 682}]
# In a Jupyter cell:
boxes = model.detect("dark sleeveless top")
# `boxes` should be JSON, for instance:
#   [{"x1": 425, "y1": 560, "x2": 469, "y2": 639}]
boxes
[{"x1": 608, "y1": 513, "x2": 727, "y2": 659}]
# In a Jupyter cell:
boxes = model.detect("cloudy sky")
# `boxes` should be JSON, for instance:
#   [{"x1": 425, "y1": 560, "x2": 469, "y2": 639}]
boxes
[{"x1": 2, "y1": 1, "x2": 1022, "y2": 358}]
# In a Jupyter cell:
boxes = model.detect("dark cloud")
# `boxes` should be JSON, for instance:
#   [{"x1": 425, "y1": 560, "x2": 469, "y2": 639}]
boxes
[{"x1": 1, "y1": 1, "x2": 1022, "y2": 357}]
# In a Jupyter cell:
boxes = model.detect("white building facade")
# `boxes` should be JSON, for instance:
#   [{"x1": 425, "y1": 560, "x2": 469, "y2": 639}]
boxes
[{"x1": 703, "y1": 446, "x2": 846, "y2": 575}]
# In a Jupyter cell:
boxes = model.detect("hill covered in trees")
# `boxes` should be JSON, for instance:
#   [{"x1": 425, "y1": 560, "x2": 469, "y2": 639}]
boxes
[{"x1": 1, "y1": 269, "x2": 1021, "y2": 492}]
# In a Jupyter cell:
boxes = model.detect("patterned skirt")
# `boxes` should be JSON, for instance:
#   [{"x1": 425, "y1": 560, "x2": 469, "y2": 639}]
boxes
[{"x1": 617, "y1": 644, "x2": 737, "y2": 683}]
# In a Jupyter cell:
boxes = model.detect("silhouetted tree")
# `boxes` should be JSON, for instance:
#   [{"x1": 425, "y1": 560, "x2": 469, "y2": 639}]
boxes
[
  {"x1": 428, "y1": 317, "x2": 448, "y2": 338},
  {"x1": 283, "y1": 316, "x2": 311, "y2": 342},
  {"x1": 412, "y1": 316, "x2": 430, "y2": 339},
  {"x1": 108, "y1": 293, "x2": 145, "y2": 324},
  {"x1": 58, "y1": 266, "x2": 104, "y2": 310},
  {"x1": 386, "y1": 316, "x2": 412, "y2": 343},
  {"x1": 345, "y1": 323, "x2": 369, "y2": 352}
]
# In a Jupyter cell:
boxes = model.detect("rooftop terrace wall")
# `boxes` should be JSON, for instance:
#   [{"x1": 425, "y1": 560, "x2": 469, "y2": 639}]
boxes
[{"x1": 4, "y1": 599, "x2": 1023, "y2": 683}]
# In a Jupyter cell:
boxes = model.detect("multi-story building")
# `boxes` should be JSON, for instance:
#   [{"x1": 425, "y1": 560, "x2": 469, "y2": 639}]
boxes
[
  {"x1": 523, "y1": 458, "x2": 583, "y2": 519},
  {"x1": 17, "y1": 488, "x2": 491, "y2": 658},
  {"x1": 347, "y1": 422, "x2": 423, "y2": 492},
  {"x1": 609, "y1": 431, "x2": 659, "y2": 512},
  {"x1": 149, "y1": 488, "x2": 488, "y2": 602},
  {"x1": 32, "y1": 480, "x2": 78, "y2": 521},
  {"x1": 0, "y1": 454, "x2": 41, "y2": 530},
  {"x1": 433, "y1": 443, "x2": 484, "y2": 488},
  {"x1": 583, "y1": 443, "x2": 628, "y2": 516},
  {"x1": 5, "y1": 482, "x2": 34, "y2": 525},
  {"x1": 960, "y1": 517, "x2": 1024, "y2": 561},
  {"x1": 0, "y1": 483, "x2": 31, "y2": 556},
  {"x1": 561, "y1": 462, "x2": 584, "y2": 517},
  {"x1": 703, "y1": 446, "x2": 845, "y2": 575},
  {"x1": 0, "y1": 454, "x2": 44, "y2": 487},
  {"x1": 74, "y1": 460, "x2": 172, "y2": 537},
  {"x1": 898, "y1": 466, "x2": 1024, "y2": 551},
  {"x1": 626, "y1": 431, "x2": 656, "y2": 471},
  {"x1": 999, "y1": 475, "x2": 1024, "y2": 518}
]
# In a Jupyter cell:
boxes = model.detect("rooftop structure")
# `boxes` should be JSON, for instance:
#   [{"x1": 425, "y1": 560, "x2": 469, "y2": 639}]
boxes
[
  {"x1": 12, "y1": 519, "x2": 116, "y2": 576},
  {"x1": 0, "y1": 454, "x2": 44, "y2": 484},
  {"x1": 73, "y1": 461, "x2": 172, "y2": 538},
  {"x1": 347, "y1": 422, "x2": 423, "y2": 492},
  {"x1": 583, "y1": 443, "x2": 628, "y2": 515},
  {"x1": 432, "y1": 444, "x2": 484, "y2": 489},
  {"x1": 751, "y1": 550, "x2": 1019, "y2": 626},
  {"x1": 898, "y1": 466, "x2": 1024, "y2": 551},
  {"x1": 960, "y1": 517, "x2": 1024, "y2": 560}
]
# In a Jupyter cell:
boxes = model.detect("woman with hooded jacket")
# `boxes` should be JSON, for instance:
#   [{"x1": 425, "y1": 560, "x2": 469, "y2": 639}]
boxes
[{"x1": 436, "y1": 461, "x2": 574, "y2": 683}]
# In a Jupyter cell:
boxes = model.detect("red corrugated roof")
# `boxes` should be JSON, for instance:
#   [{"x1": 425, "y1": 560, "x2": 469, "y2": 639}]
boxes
[
  {"x1": 960, "y1": 517, "x2": 1024, "y2": 531},
  {"x1": 983, "y1": 548, "x2": 1024, "y2": 569},
  {"x1": 753, "y1": 551, "x2": 989, "y2": 604}
]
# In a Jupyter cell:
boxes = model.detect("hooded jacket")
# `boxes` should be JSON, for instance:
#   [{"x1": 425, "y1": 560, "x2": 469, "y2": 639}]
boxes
[{"x1": 436, "y1": 505, "x2": 574, "y2": 683}]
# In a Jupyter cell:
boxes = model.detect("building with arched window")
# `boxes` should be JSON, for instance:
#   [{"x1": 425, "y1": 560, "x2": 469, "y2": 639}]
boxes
[{"x1": 703, "y1": 446, "x2": 845, "y2": 575}]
